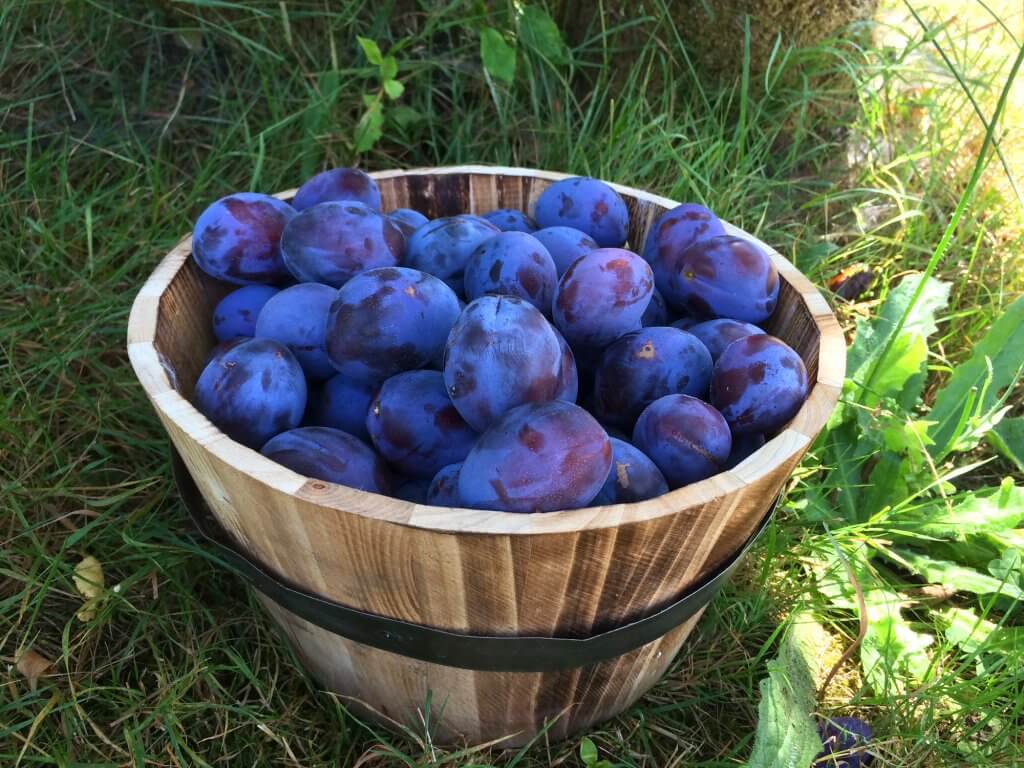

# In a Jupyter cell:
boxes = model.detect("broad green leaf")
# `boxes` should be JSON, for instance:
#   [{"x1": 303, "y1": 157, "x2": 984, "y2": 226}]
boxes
[
  {"x1": 847, "y1": 273, "x2": 950, "y2": 404},
  {"x1": 862, "y1": 452, "x2": 910, "y2": 517},
  {"x1": 357, "y1": 36, "x2": 383, "y2": 65},
  {"x1": 579, "y1": 737, "x2": 598, "y2": 765},
  {"x1": 987, "y1": 548, "x2": 1022, "y2": 584},
  {"x1": 380, "y1": 55, "x2": 398, "y2": 81},
  {"x1": 867, "y1": 332, "x2": 928, "y2": 405},
  {"x1": 388, "y1": 105, "x2": 423, "y2": 129},
  {"x1": 811, "y1": 551, "x2": 932, "y2": 694},
  {"x1": 858, "y1": 587, "x2": 934, "y2": 694},
  {"x1": 882, "y1": 419, "x2": 935, "y2": 454},
  {"x1": 986, "y1": 527, "x2": 1024, "y2": 551},
  {"x1": 988, "y1": 416, "x2": 1024, "y2": 472},
  {"x1": 928, "y1": 296, "x2": 1024, "y2": 457},
  {"x1": 940, "y1": 607, "x2": 1024, "y2": 656},
  {"x1": 821, "y1": 419, "x2": 869, "y2": 522},
  {"x1": 519, "y1": 5, "x2": 568, "y2": 63},
  {"x1": 887, "y1": 547, "x2": 1024, "y2": 599},
  {"x1": 353, "y1": 100, "x2": 384, "y2": 153},
  {"x1": 906, "y1": 478, "x2": 1024, "y2": 539},
  {"x1": 480, "y1": 27, "x2": 516, "y2": 83},
  {"x1": 748, "y1": 614, "x2": 827, "y2": 768},
  {"x1": 383, "y1": 79, "x2": 404, "y2": 100}
]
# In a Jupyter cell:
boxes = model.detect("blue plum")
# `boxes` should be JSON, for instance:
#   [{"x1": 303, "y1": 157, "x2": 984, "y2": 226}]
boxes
[
  {"x1": 590, "y1": 438, "x2": 668, "y2": 505},
  {"x1": 203, "y1": 336, "x2": 247, "y2": 368},
  {"x1": 292, "y1": 167, "x2": 381, "y2": 211},
  {"x1": 306, "y1": 374, "x2": 376, "y2": 441},
  {"x1": 366, "y1": 370, "x2": 478, "y2": 479},
  {"x1": 725, "y1": 432, "x2": 765, "y2": 469},
  {"x1": 817, "y1": 717, "x2": 874, "y2": 768},
  {"x1": 641, "y1": 203, "x2": 725, "y2": 265},
  {"x1": 395, "y1": 476, "x2": 431, "y2": 503},
  {"x1": 254, "y1": 283, "x2": 336, "y2": 381},
  {"x1": 326, "y1": 267, "x2": 461, "y2": 383},
  {"x1": 632, "y1": 394, "x2": 732, "y2": 488},
  {"x1": 426, "y1": 463, "x2": 463, "y2": 507},
  {"x1": 531, "y1": 226, "x2": 598, "y2": 276},
  {"x1": 710, "y1": 334, "x2": 808, "y2": 434},
  {"x1": 463, "y1": 231, "x2": 558, "y2": 314},
  {"x1": 687, "y1": 318, "x2": 766, "y2": 362},
  {"x1": 552, "y1": 326, "x2": 579, "y2": 403},
  {"x1": 481, "y1": 208, "x2": 537, "y2": 233},
  {"x1": 593, "y1": 327, "x2": 713, "y2": 428},
  {"x1": 458, "y1": 401, "x2": 612, "y2": 512},
  {"x1": 260, "y1": 426, "x2": 392, "y2": 493},
  {"x1": 192, "y1": 193, "x2": 296, "y2": 285},
  {"x1": 387, "y1": 207, "x2": 429, "y2": 236},
  {"x1": 671, "y1": 316, "x2": 699, "y2": 331},
  {"x1": 534, "y1": 177, "x2": 628, "y2": 247},
  {"x1": 641, "y1": 288, "x2": 668, "y2": 327},
  {"x1": 443, "y1": 295, "x2": 563, "y2": 432},
  {"x1": 552, "y1": 248, "x2": 654, "y2": 348},
  {"x1": 194, "y1": 338, "x2": 307, "y2": 449},
  {"x1": 212, "y1": 285, "x2": 279, "y2": 342},
  {"x1": 404, "y1": 215, "x2": 500, "y2": 288},
  {"x1": 660, "y1": 235, "x2": 779, "y2": 322},
  {"x1": 280, "y1": 201, "x2": 404, "y2": 287}
]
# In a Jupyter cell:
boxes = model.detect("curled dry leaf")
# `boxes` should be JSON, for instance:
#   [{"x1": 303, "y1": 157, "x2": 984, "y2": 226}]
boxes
[
  {"x1": 73, "y1": 555, "x2": 105, "y2": 621},
  {"x1": 16, "y1": 648, "x2": 53, "y2": 691}
]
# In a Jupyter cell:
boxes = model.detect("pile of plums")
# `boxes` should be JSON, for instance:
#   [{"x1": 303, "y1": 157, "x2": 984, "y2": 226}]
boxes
[{"x1": 190, "y1": 168, "x2": 809, "y2": 513}]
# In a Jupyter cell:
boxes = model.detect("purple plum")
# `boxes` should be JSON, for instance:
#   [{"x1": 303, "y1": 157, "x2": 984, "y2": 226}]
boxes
[
  {"x1": 817, "y1": 717, "x2": 874, "y2": 768},
  {"x1": 593, "y1": 327, "x2": 713, "y2": 428},
  {"x1": 291, "y1": 167, "x2": 381, "y2": 211},
  {"x1": 688, "y1": 318, "x2": 766, "y2": 362},
  {"x1": 306, "y1": 374, "x2": 376, "y2": 441},
  {"x1": 395, "y1": 476, "x2": 430, "y2": 503},
  {"x1": 532, "y1": 225, "x2": 598, "y2": 277},
  {"x1": 443, "y1": 295, "x2": 563, "y2": 432},
  {"x1": 552, "y1": 326, "x2": 579, "y2": 403},
  {"x1": 427, "y1": 463, "x2": 463, "y2": 506},
  {"x1": 725, "y1": 432, "x2": 766, "y2": 469},
  {"x1": 194, "y1": 338, "x2": 307, "y2": 449},
  {"x1": 387, "y1": 207, "x2": 429, "y2": 236},
  {"x1": 553, "y1": 248, "x2": 654, "y2": 348},
  {"x1": 404, "y1": 215, "x2": 500, "y2": 288},
  {"x1": 641, "y1": 203, "x2": 725, "y2": 265},
  {"x1": 632, "y1": 394, "x2": 732, "y2": 488},
  {"x1": 458, "y1": 400, "x2": 612, "y2": 512},
  {"x1": 366, "y1": 370, "x2": 478, "y2": 479},
  {"x1": 212, "y1": 285, "x2": 279, "y2": 342},
  {"x1": 280, "y1": 201, "x2": 404, "y2": 287},
  {"x1": 710, "y1": 335, "x2": 808, "y2": 434},
  {"x1": 641, "y1": 288, "x2": 668, "y2": 327},
  {"x1": 481, "y1": 208, "x2": 537, "y2": 233},
  {"x1": 192, "y1": 193, "x2": 296, "y2": 285},
  {"x1": 659, "y1": 235, "x2": 779, "y2": 322},
  {"x1": 260, "y1": 426, "x2": 392, "y2": 493},
  {"x1": 325, "y1": 266, "x2": 461, "y2": 384},
  {"x1": 463, "y1": 231, "x2": 558, "y2": 314},
  {"x1": 590, "y1": 438, "x2": 668, "y2": 505},
  {"x1": 534, "y1": 177, "x2": 628, "y2": 247},
  {"x1": 254, "y1": 283, "x2": 336, "y2": 381}
]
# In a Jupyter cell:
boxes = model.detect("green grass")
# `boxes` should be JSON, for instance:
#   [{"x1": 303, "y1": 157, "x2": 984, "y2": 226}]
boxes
[{"x1": 2, "y1": 1, "x2": 1022, "y2": 765}]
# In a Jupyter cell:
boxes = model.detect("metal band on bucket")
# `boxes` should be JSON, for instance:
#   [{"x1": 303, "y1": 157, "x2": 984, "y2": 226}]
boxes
[{"x1": 171, "y1": 449, "x2": 776, "y2": 673}]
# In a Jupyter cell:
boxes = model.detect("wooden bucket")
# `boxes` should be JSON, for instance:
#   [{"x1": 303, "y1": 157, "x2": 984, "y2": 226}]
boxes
[{"x1": 127, "y1": 166, "x2": 844, "y2": 747}]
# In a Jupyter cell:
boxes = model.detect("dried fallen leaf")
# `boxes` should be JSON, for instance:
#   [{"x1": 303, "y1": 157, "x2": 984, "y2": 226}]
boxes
[
  {"x1": 73, "y1": 555, "x2": 105, "y2": 621},
  {"x1": 16, "y1": 649, "x2": 53, "y2": 691}
]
